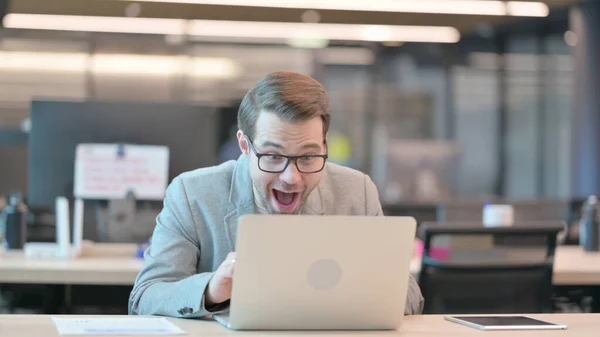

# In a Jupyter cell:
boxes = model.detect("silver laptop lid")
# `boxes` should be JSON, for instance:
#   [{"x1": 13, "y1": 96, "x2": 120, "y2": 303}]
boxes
[{"x1": 227, "y1": 215, "x2": 416, "y2": 330}]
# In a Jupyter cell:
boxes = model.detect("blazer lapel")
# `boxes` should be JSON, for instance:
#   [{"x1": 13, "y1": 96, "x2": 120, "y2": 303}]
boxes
[{"x1": 223, "y1": 155, "x2": 255, "y2": 250}]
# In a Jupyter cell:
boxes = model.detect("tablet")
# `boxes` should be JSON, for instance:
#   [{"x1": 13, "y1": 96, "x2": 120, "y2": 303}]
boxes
[{"x1": 444, "y1": 315, "x2": 568, "y2": 331}]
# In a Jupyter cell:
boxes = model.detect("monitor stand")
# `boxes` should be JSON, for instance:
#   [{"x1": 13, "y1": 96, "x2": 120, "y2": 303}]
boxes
[
  {"x1": 98, "y1": 192, "x2": 159, "y2": 243},
  {"x1": 105, "y1": 193, "x2": 137, "y2": 242}
]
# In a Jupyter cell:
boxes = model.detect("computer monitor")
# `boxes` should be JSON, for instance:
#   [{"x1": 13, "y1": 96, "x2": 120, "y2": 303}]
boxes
[
  {"x1": 372, "y1": 140, "x2": 460, "y2": 204},
  {"x1": 27, "y1": 100, "x2": 220, "y2": 209}
]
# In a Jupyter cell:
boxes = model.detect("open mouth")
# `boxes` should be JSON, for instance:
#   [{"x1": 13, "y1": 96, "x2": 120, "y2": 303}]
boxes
[{"x1": 272, "y1": 189, "x2": 300, "y2": 211}]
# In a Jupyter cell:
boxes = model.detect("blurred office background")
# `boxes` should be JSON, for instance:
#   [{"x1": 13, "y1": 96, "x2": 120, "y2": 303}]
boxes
[
  {"x1": 0, "y1": 0, "x2": 587, "y2": 203},
  {"x1": 1, "y1": 0, "x2": 600, "y2": 315}
]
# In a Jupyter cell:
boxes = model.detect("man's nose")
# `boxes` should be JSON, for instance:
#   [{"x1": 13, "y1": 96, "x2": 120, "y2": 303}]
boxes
[{"x1": 279, "y1": 161, "x2": 301, "y2": 184}]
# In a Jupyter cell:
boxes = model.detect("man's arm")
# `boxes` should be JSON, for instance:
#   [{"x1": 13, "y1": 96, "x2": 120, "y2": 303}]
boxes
[
  {"x1": 364, "y1": 174, "x2": 425, "y2": 315},
  {"x1": 129, "y1": 176, "x2": 227, "y2": 318}
]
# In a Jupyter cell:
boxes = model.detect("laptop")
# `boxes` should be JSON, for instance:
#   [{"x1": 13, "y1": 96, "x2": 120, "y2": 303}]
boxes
[{"x1": 213, "y1": 214, "x2": 417, "y2": 330}]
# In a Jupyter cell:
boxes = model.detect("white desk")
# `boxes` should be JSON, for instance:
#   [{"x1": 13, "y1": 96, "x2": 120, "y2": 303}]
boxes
[
  {"x1": 553, "y1": 247, "x2": 600, "y2": 285},
  {"x1": 2, "y1": 244, "x2": 600, "y2": 286},
  {"x1": 0, "y1": 243, "x2": 142, "y2": 285},
  {"x1": 1, "y1": 314, "x2": 598, "y2": 337}
]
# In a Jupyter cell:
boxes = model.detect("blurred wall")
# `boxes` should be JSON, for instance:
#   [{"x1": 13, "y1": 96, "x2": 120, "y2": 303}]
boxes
[{"x1": 0, "y1": 27, "x2": 576, "y2": 200}]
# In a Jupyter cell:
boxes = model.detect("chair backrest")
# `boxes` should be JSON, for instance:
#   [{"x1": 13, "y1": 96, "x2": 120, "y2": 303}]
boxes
[{"x1": 418, "y1": 222, "x2": 564, "y2": 314}]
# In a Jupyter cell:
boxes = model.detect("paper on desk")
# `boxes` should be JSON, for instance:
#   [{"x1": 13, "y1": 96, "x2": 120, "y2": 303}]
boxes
[{"x1": 51, "y1": 317, "x2": 187, "y2": 335}]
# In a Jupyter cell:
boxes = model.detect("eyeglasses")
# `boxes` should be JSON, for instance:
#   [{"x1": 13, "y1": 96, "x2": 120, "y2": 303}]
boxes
[{"x1": 246, "y1": 137, "x2": 328, "y2": 174}]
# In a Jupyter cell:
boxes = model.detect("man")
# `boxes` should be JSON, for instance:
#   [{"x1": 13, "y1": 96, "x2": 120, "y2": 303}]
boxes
[{"x1": 129, "y1": 71, "x2": 424, "y2": 317}]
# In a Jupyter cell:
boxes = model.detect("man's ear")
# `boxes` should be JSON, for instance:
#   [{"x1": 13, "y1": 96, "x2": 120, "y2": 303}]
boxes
[{"x1": 237, "y1": 130, "x2": 250, "y2": 155}]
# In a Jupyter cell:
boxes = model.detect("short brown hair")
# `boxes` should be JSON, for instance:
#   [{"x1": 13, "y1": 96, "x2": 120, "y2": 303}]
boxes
[{"x1": 237, "y1": 71, "x2": 331, "y2": 141}]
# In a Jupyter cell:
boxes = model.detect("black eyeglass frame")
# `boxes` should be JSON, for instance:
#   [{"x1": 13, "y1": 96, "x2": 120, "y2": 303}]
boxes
[{"x1": 246, "y1": 136, "x2": 328, "y2": 174}]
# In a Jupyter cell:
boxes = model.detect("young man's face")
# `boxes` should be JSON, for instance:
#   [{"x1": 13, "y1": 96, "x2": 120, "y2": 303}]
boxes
[{"x1": 237, "y1": 111, "x2": 326, "y2": 214}]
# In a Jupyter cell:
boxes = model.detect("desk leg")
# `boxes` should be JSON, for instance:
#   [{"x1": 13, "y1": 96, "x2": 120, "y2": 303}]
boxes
[
  {"x1": 590, "y1": 287, "x2": 600, "y2": 313},
  {"x1": 41, "y1": 285, "x2": 65, "y2": 314},
  {"x1": 64, "y1": 285, "x2": 72, "y2": 314}
]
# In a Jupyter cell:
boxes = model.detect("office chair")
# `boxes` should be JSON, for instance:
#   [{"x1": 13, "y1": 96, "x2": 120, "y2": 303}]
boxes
[{"x1": 418, "y1": 222, "x2": 563, "y2": 314}]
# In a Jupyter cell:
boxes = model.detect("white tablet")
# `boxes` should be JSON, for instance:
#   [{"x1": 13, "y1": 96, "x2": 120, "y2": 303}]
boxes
[{"x1": 444, "y1": 315, "x2": 568, "y2": 331}]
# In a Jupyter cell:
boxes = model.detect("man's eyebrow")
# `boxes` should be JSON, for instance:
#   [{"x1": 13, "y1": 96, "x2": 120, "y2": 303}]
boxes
[
  {"x1": 258, "y1": 141, "x2": 322, "y2": 152},
  {"x1": 258, "y1": 141, "x2": 283, "y2": 149},
  {"x1": 300, "y1": 143, "x2": 323, "y2": 151}
]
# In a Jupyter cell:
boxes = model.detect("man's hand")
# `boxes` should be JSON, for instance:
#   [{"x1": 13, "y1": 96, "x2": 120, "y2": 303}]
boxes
[{"x1": 205, "y1": 252, "x2": 236, "y2": 306}]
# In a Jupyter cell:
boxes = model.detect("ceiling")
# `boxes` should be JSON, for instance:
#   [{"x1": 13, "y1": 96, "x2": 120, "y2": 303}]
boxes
[{"x1": 7, "y1": 0, "x2": 580, "y2": 35}]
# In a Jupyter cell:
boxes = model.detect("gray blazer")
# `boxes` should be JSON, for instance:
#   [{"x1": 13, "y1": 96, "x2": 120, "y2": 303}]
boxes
[{"x1": 129, "y1": 155, "x2": 424, "y2": 317}]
